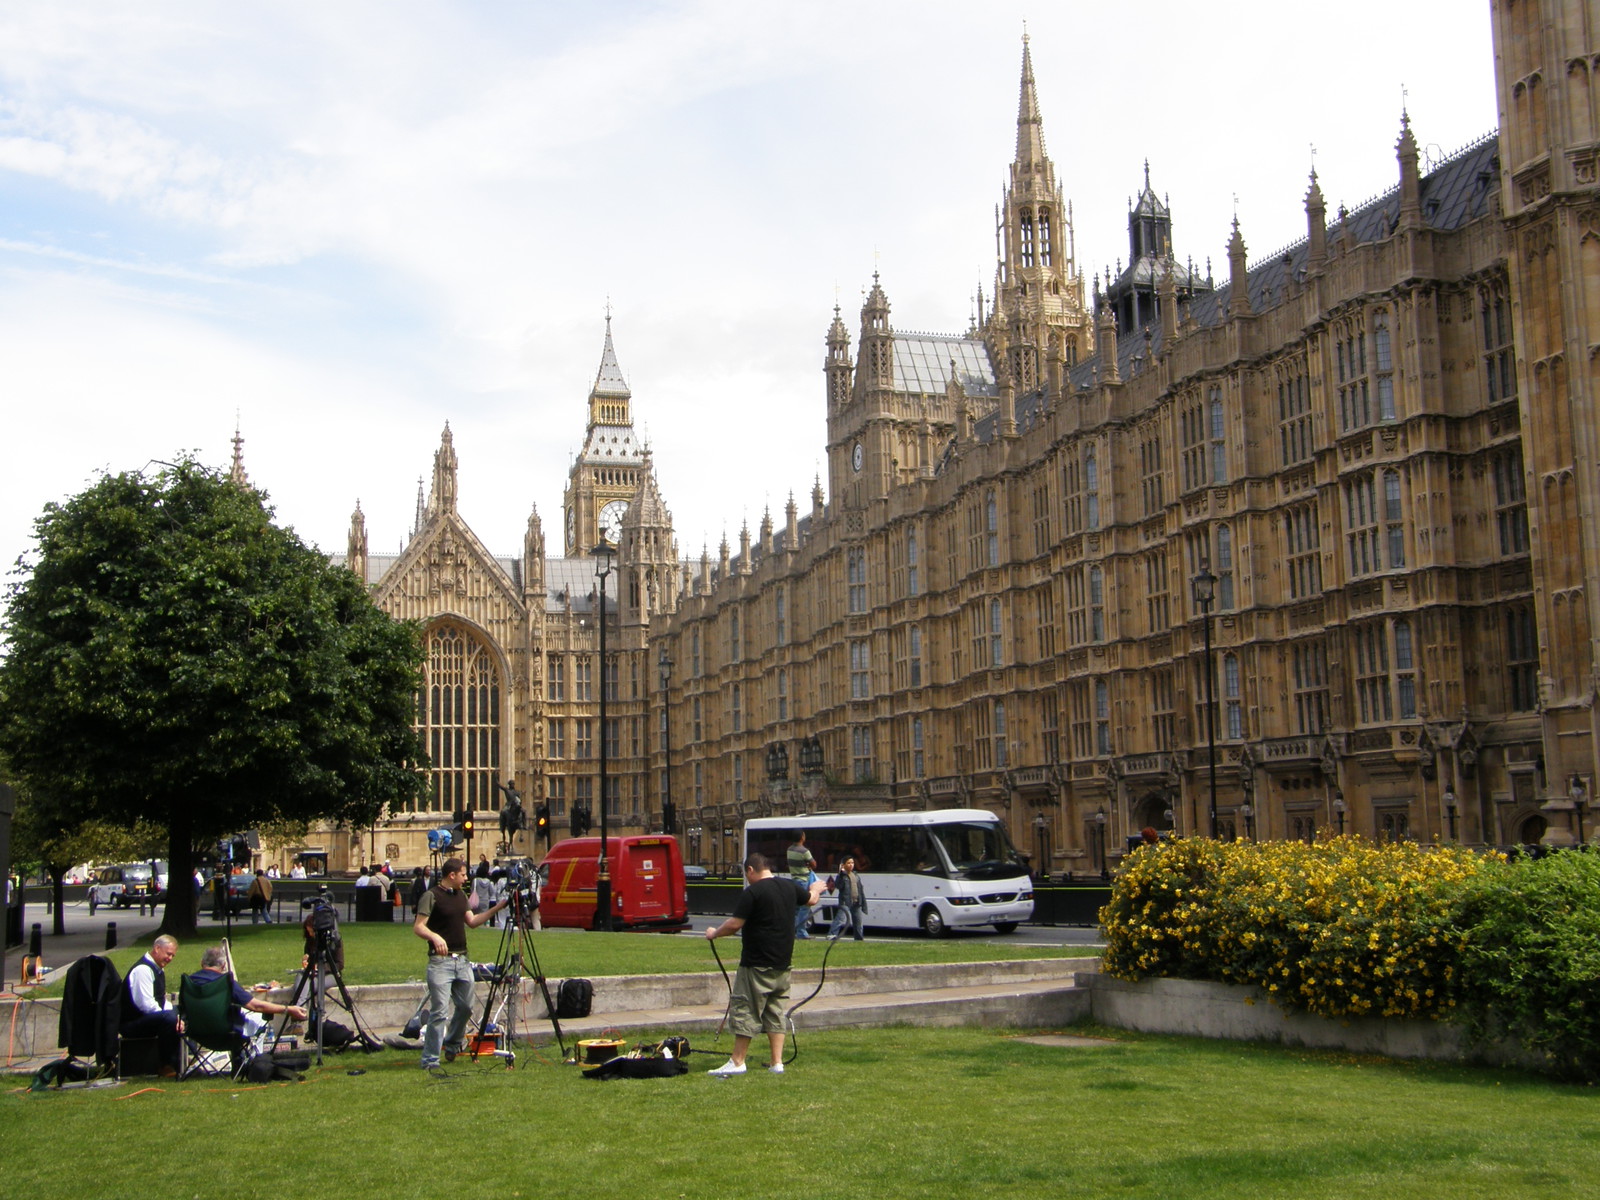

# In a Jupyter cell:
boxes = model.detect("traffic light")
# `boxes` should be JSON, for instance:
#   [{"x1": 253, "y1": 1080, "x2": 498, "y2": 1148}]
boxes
[
  {"x1": 536, "y1": 804, "x2": 550, "y2": 840},
  {"x1": 462, "y1": 815, "x2": 474, "y2": 838}
]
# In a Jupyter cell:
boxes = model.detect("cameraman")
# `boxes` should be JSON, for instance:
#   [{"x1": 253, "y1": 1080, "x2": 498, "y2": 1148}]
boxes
[{"x1": 413, "y1": 857, "x2": 508, "y2": 1072}]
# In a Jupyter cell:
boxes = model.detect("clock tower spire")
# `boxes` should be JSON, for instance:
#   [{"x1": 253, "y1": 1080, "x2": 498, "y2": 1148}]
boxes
[{"x1": 564, "y1": 313, "x2": 647, "y2": 554}]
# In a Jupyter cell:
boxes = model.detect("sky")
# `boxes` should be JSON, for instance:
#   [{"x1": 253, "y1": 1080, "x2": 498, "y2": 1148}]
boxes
[{"x1": 0, "y1": 1, "x2": 1500, "y2": 580}]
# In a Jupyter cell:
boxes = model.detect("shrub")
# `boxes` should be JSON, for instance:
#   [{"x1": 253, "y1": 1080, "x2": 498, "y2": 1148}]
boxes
[
  {"x1": 1100, "y1": 836, "x2": 1491, "y2": 1021},
  {"x1": 1453, "y1": 851, "x2": 1600, "y2": 1081}
]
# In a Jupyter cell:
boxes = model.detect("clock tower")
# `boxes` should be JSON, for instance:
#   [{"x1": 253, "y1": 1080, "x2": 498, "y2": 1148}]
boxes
[{"x1": 563, "y1": 316, "x2": 647, "y2": 553}]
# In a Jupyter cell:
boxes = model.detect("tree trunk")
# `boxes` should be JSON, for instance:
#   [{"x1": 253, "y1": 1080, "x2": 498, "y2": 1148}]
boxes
[{"x1": 158, "y1": 812, "x2": 199, "y2": 939}]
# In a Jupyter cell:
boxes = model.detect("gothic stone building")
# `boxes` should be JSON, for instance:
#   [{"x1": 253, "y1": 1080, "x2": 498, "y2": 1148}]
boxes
[{"x1": 326, "y1": 0, "x2": 1600, "y2": 877}]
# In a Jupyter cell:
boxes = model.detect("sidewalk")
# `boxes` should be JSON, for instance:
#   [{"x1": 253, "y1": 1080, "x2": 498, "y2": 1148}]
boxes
[{"x1": 3, "y1": 901, "x2": 168, "y2": 989}]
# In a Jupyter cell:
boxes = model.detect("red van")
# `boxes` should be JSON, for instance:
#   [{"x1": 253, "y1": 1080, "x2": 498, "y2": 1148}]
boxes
[{"x1": 537, "y1": 836, "x2": 688, "y2": 931}]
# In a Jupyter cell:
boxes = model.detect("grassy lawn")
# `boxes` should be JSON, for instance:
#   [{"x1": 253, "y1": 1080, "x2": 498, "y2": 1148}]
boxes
[
  {"x1": 4, "y1": 1024, "x2": 1597, "y2": 1199},
  {"x1": 29, "y1": 922, "x2": 1091, "y2": 991}
]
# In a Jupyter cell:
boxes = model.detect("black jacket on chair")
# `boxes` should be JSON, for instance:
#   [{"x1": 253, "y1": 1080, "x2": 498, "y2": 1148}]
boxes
[{"x1": 58, "y1": 954, "x2": 123, "y2": 1067}]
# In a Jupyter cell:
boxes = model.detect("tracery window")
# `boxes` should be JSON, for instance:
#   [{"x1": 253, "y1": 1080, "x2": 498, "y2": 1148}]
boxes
[{"x1": 416, "y1": 623, "x2": 501, "y2": 814}]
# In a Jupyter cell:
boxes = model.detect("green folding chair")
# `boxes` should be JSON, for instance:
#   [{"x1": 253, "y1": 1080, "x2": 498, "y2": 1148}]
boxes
[{"x1": 178, "y1": 972, "x2": 248, "y2": 1079}]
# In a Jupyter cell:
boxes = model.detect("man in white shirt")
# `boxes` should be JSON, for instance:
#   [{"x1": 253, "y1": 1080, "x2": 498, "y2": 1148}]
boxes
[{"x1": 119, "y1": 935, "x2": 183, "y2": 1075}]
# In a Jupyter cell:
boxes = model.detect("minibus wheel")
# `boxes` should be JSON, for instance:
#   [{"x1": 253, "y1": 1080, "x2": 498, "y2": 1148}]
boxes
[
  {"x1": 992, "y1": 922, "x2": 1018, "y2": 934},
  {"x1": 919, "y1": 905, "x2": 947, "y2": 938}
]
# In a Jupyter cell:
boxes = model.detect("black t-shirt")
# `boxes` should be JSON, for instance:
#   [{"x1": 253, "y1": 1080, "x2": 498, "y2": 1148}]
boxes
[
  {"x1": 731, "y1": 874, "x2": 808, "y2": 970},
  {"x1": 418, "y1": 884, "x2": 471, "y2": 953}
]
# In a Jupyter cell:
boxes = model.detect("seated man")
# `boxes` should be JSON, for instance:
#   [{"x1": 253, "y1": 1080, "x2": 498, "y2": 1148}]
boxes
[
  {"x1": 190, "y1": 946, "x2": 308, "y2": 1060},
  {"x1": 120, "y1": 935, "x2": 183, "y2": 1076}
]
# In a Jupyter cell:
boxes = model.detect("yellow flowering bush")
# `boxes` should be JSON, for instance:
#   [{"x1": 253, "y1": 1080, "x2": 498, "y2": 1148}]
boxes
[{"x1": 1099, "y1": 836, "x2": 1495, "y2": 1021}]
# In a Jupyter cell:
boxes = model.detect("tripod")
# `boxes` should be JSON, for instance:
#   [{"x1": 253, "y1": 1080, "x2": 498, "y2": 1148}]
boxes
[
  {"x1": 277, "y1": 928, "x2": 369, "y2": 1066},
  {"x1": 474, "y1": 886, "x2": 565, "y2": 1062}
]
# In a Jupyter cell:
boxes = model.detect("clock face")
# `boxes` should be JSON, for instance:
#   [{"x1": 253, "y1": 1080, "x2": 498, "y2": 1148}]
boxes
[
  {"x1": 565, "y1": 507, "x2": 575, "y2": 549},
  {"x1": 599, "y1": 500, "x2": 628, "y2": 544},
  {"x1": 852, "y1": 442, "x2": 863, "y2": 472}
]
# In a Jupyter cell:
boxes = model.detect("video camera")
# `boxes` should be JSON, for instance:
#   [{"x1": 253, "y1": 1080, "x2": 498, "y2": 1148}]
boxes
[
  {"x1": 301, "y1": 890, "x2": 340, "y2": 946},
  {"x1": 502, "y1": 857, "x2": 541, "y2": 920}
]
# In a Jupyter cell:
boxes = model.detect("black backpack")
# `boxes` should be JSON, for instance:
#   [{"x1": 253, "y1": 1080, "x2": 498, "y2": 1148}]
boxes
[{"x1": 553, "y1": 978, "x2": 594, "y2": 1019}]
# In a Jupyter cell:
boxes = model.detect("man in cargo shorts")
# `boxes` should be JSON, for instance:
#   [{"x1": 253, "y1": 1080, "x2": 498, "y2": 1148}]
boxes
[{"x1": 703, "y1": 853, "x2": 826, "y2": 1076}]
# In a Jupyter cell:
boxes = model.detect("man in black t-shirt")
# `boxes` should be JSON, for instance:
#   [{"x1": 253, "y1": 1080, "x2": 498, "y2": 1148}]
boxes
[
  {"x1": 414, "y1": 857, "x2": 508, "y2": 1071},
  {"x1": 703, "y1": 853, "x2": 826, "y2": 1076}
]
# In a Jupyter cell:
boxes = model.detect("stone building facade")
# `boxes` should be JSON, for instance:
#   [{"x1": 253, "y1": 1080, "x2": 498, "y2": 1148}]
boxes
[
  {"x1": 314, "y1": 0, "x2": 1600, "y2": 877},
  {"x1": 653, "y1": 1, "x2": 1600, "y2": 875}
]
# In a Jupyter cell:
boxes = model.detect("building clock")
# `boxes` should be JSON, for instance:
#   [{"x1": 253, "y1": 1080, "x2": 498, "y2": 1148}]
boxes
[
  {"x1": 598, "y1": 500, "x2": 629, "y2": 545},
  {"x1": 565, "y1": 506, "x2": 576, "y2": 550},
  {"x1": 852, "y1": 441, "x2": 863, "y2": 472}
]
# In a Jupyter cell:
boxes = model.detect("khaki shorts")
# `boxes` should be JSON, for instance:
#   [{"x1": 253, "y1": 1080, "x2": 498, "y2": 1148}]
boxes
[{"x1": 728, "y1": 965, "x2": 791, "y2": 1036}]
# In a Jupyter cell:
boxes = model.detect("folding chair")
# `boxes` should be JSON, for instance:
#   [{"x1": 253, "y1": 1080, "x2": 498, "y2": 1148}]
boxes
[{"x1": 178, "y1": 972, "x2": 249, "y2": 1079}]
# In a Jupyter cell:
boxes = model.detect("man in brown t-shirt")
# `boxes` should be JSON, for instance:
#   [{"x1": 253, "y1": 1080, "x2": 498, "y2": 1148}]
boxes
[{"x1": 413, "y1": 857, "x2": 507, "y2": 1071}]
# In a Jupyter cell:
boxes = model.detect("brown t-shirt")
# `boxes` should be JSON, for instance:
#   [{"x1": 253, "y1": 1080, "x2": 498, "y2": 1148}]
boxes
[{"x1": 418, "y1": 884, "x2": 471, "y2": 954}]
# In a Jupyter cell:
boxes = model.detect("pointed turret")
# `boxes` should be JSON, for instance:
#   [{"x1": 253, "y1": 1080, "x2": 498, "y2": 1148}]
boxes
[
  {"x1": 785, "y1": 492, "x2": 799, "y2": 552},
  {"x1": 1396, "y1": 110, "x2": 1422, "y2": 228},
  {"x1": 347, "y1": 501, "x2": 368, "y2": 582},
  {"x1": 826, "y1": 304, "x2": 853, "y2": 411},
  {"x1": 523, "y1": 506, "x2": 545, "y2": 598},
  {"x1": 229, "y1": 421, "x2": 250, "y2": 489},
  {"x1": 1227, "y1": 217, "x2": 1253, "y2": 319},
  {"x1": 1015, "y1": 34, "x2": 1047, "y2": 170},
  {"x1": 1305, "y1": 168, "x2": 1328, "y2": 268},
  {"x1": 412, "y1": 477, "x2": 426, "y2": 540},
  {"x1": 429, "y1": 423, "x2": 459, "y2": 517},
  {"x1": 860, "y1": 273, "x2": 892, "y2": 390},
  {"x1": 989, "y1": 32, "x2": 1092, "y2": 395}
]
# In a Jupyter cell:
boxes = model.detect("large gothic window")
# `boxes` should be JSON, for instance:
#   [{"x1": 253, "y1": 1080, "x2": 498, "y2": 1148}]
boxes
[{"x1": 416, "y1": 622, "x2": 502, "y2": 815}]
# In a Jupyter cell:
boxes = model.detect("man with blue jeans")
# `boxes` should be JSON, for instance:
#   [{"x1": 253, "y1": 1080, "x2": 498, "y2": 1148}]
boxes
[{"x1": 413, "y1": 857, "x2": 507, "y2": 1072}]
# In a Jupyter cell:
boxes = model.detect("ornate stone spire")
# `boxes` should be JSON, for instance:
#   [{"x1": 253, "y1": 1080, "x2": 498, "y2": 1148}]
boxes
[
  {"x1": 429, "y1": 423, "x2": 458, "y2": 517},
  {"x1": 229, "y1": 420, "x2": 250, "y2": 489},
  {"x1": 347, "y1": 501, "x2": 368, "y2": 582}
]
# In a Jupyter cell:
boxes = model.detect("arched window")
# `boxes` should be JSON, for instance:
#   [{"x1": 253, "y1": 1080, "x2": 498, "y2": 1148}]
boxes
[
  {"x1": 1223, "y1": 653, "x2": 1243, "y2": 739},
  {"x1": 1384, "y1": 470, "x2": 1405, "y2": 568},
  {"x1": 1039, "y1": 208, "x2": 1053, "y2": 265},
  {"x1": 1020, "y1": 209, "x2": 1035, "y2": 268},
  {"x1": 985, "y1": 490, "x2": 999, "y2": 567},
  {"x1": 1085, "y1": 449, "x2": 1100, "y2": 530},
  {"x1": 776, "y1": 669, "x2": 789, "y2": 722},
  {"x1": 417, "y1": 622, "x2": 501, "y2": 814},
  {"x1": 731, "y1": 684, "x2": 743, "y2": 733},
  {"x1": 1090, "y1": 566, "x2": 1105, "y2": 642}
]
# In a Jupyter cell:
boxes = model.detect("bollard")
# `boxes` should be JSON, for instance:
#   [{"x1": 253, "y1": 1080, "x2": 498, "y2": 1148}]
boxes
[
  {"x1": 106, "y1": 921, "x2": 118, "y2": 950},
  {"x1": 29, "y1": 922, "x2": 42, "y2": 957}
]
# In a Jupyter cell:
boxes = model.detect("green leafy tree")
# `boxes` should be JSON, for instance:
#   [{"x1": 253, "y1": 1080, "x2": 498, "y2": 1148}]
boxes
[
  {"x1": 0, "y1": 458, "x2": 426, "y2": 936},
  {"x1": 8, "y1": 779, "x2": 163, "y2": 935}
]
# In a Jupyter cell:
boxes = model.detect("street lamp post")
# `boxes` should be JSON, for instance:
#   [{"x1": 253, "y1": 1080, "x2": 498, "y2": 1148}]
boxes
[
  {"x1": 1192, "y1": 562, "x2": 1219, "y2": 839},
  {"x1": 1239, "y1": 803, "x2": 1255, "y2": 842},
  {"x1": 1033, "y1": 812, "x2": 1049, "y2": 881},
  {"x1": 1094, "y1": 807, "x2": 1109, "y2": 881},
  {"x1": 658, "y1": 646, "x2": 675, "y2": 836},
  {"x1": 1332, "y1": 790, "x2": 1347, "y2": 836},
  {"x1": 1571, "y1": 775, "x2": 1588, "y2": 846},
  {"x1": 1443, "y1": 786, "x2": 1459, "y2": 842},
  {"x1": 593, "y1": 538, "x2": 616, "y2": 932}
]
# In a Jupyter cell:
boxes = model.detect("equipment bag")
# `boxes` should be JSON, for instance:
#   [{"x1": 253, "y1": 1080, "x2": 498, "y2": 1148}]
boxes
[
  {"x1": 317, "y1": 1019, "x2": 356, "y2": 1050},
  {"x1": 581, "y1": 1055, "x2": 688, "y2": 1080},
  {"x1": 553, "y1": 977, "x2": 594, "y2": 1019},
  {"x1": 245, "y1": 1050, "x2": 311, "y2": 1083}
]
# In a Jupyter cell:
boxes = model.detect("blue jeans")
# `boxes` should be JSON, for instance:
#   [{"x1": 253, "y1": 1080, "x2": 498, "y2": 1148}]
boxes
[
  {"x1": 794, "y1": 903, "x2": 812, "y2": 938},
  {"x1": 422, "y1": 953, "x2": 475, "y2": 1068},
  {"x1": 829, "y1": 903, "x2": 865, "y2": 940}
]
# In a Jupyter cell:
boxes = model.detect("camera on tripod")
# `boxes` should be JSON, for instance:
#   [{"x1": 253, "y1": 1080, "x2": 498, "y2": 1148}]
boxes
[{"x1": 301, "y1": 891, "x2": 341, "y2": 948}]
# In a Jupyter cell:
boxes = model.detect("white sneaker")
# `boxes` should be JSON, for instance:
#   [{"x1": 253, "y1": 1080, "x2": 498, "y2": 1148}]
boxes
[
  {"x1": 708, "y1": 1060, "x2": 746, "y2": 1077},
  {"x1": 767, "y1": 1063, "x2": 785, "y2": 1074}
]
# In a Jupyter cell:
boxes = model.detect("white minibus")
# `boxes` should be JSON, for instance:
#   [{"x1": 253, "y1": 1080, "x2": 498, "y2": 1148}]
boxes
[{"x1": 743, "y1": 809, "x2": 1033, "y2": 937}]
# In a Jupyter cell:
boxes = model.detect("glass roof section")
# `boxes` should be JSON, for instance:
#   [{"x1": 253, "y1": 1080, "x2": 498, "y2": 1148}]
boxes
[{"x1": 893, "y1": 335, "x2": 997, "y2": 397}]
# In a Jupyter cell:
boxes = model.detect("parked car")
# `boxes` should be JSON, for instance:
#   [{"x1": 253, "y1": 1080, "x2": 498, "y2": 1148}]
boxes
[
  {"x1": 87, "y1": 862, "x2": 168, "y2": 913},
  {"x1": 683, "y1": 864, "x2": 708, "y2": 881},
  {"x1": 216, "y1": 872, "x2": 256, "y2": 915}
]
